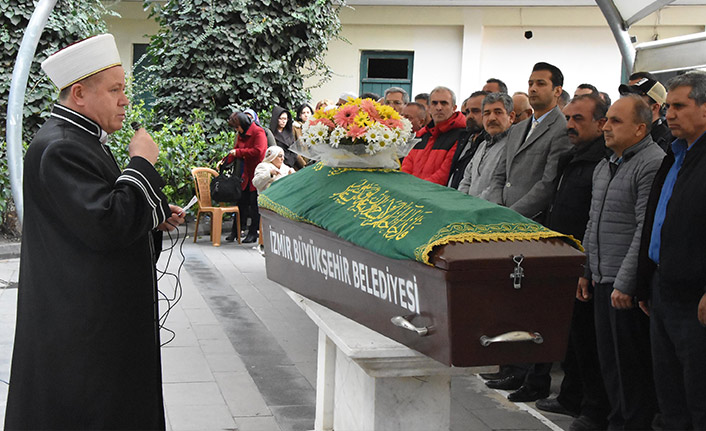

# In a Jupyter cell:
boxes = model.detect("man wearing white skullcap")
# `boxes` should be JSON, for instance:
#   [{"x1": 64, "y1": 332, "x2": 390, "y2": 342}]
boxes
[{"x1": 4, "y1": 34, "x2": 183, "y2": 430}]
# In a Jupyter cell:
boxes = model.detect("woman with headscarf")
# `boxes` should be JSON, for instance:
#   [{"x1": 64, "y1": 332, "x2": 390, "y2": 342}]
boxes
[
  {"x1": 243, "y1": 108, "x2": 276, "y2": 147},
  {"x1": 270, "y1": 106, "x2": 304, "y2": 170},
  {"x1": 252, "y1": 146, "x2": 295, "y2": 193},
  {"x1": 223, "y1": 112, "x2": 267, "y2": 243}
]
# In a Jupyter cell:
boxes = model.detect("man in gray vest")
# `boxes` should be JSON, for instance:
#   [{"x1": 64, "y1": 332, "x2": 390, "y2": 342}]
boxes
[{"x1": 581, "y1": 94, "x2": 663, "y2": 430}]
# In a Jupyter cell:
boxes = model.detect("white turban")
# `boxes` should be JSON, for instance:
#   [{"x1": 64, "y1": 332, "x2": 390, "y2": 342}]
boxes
[{"x1": 41, "y1": 34, "x2": 122, "y2": 90}]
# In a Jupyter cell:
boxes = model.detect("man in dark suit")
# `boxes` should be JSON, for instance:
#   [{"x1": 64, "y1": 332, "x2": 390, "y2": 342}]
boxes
[
  {"x1": 484, "y1": 62, "x2": 572, "y2": 402},
  {"x1": 486, "y1": 62, "x2": 572, "y2": 222}
]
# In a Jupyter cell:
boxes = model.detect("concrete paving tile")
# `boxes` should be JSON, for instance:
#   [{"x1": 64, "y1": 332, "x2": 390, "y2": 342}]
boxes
[
  {"x1": 275, "y1": 337, "x2": 318, "y2": 365},
  {"x1": 163, "y1": 381, "x2": 225, "y2": 406},
  {"x1": 268, "y1": 405, "x2": 315, "y2": 431},
  {"x1": 0, "y1": 399, "x2": 6, "y2": 427},
  {"x1": 165, "y1": 404, "x2": 236, "y2": 431},
  {"x1": 183, "y1": 306, "x2": 220, "y2": 325},
  {"x1": 248, "y1": 365, "x2": 315, "y2": 407},
  {"x1": 452, "y1": 375, "x2": 507, "y2": 410},
  {"x1": 214, "y1": 371, "x2": 272, "y2": 417},
  {"x1": 293, "y1": 361, "x2": 317, "y2": 389},
  {"x1": 450, "y1": 403, "x2": 493, "y2": 431},
  {"x1": 205, "y1": 352, "x2": 248, "y2": 373},
  {"x1": 234, "y1": 415, "x2": 281, "y2": 431},
  {"x1": 161, "y1": 346, "x2": 214, "y2": 383},
  {"x1": 474, "y1": 406, "x2": 548, "y2": 430},
  {"x1": 161, "y1": 323, "x2": 199, "y2": 348},
  {"x1": 193, "y1": 323, "x2": 229, "y2": 340},
  {"x1": 199, "y1": 338, "x2": 239, "y2": 355}
]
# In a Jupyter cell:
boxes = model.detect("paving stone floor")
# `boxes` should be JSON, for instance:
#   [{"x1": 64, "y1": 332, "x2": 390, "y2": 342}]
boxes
[{"x1": 0, "y1": 222, "x2": 574, "y2": 430}]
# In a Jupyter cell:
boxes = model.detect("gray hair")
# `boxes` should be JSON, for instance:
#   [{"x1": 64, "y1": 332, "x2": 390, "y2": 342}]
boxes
[
  {"x1": 430, "y1": 86, "x2": 456, "y2": 106},
  {"x1": 482, "y1": 92, "x2": 514, "y2": 114},
  {"x1": 667, "y1": 71, "x2": 706, "y2": 105},
  {"x1": 621, "y1": 93, "x2": 653, "y2": 133},
  {"x1": 405, "y1": 102, "x2": 427, "y2": 119},
  {"x1": 384, "y1": 86, "x2": 410, "y2": 104}
]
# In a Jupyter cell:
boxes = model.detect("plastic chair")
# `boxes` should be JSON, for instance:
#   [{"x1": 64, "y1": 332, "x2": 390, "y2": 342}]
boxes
[{"x1": 191, "y1": 167, "x2": 241, "y2": 246}]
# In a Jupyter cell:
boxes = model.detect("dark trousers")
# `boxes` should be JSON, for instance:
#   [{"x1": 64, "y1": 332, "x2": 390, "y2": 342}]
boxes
[
  {"x1": 650, "y1": 273, "x2": 706, "y2": 430},
  {"x1": 232, "y1": 187, "x2": 259, "y2": 237},
  {"x1": 559, "y1": 298, "x2": 610, "y2": 423},
  {"x1": 594, "y1": 282, "x2": 656, "y2": 430}
]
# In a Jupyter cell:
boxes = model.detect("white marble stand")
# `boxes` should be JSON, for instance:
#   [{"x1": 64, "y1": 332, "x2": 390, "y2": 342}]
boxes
[{"x1": 285, "y1": 289, "x2": 496, "y2": 431}]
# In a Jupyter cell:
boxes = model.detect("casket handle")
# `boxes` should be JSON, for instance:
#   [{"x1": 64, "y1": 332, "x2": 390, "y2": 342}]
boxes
[
  {"x1": 479, "y1": 331, "x2": 543, "y2": 347},
  {"x1": 391, "y1": 316, "x2": 429, "y2": 336}
]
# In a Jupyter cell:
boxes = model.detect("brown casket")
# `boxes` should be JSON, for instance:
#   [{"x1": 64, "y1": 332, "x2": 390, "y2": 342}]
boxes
[{"x1": 262, "y1": 209, "x2": 585, "y2": 367}]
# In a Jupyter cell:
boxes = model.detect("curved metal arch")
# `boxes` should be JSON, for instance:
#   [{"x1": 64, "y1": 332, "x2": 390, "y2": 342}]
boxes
[{"x1": 6, "y1": 0, "x2": 58, "y2": 226}]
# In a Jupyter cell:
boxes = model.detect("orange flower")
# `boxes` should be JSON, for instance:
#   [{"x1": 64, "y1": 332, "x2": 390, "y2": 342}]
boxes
[
  {"x1": 310, "y1": 117, "x2": 336, "y2": 129},
  {"x1": 334, "y1": 104, "x2": 359, "y2": 128},
  {"x1": 360, "y1": 99, "x2": 383, "y2": 122},
  {"x1": 346, "y1": 124, "x2": 367, "y2": 139}
]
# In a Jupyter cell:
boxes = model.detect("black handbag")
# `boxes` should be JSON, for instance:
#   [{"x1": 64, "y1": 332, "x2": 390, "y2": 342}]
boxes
[{"x1": 210, "y1": 159, "x2": 243, "y2": 203}]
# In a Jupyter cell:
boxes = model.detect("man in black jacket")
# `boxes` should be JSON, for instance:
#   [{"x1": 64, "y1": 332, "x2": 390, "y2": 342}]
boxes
[
  {"x1": 636, "y1": 71, "x2": 706, "y2": 431},
  {"x1": 447, "y1": 91, "x2": 489, "y2": 189},
  {"x1": 534, "y1": 94, "x2": 611, "y2": 431}
]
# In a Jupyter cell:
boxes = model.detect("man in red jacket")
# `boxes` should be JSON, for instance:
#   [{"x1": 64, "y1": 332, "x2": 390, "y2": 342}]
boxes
[{"x1": 401, "y1": 86, "x2": 467, "y2": 185}]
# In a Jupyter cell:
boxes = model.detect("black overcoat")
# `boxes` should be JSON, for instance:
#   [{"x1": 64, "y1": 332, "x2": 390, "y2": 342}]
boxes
[{"x1": 4, "y1": 105, "x2": 170, "y2": 430}]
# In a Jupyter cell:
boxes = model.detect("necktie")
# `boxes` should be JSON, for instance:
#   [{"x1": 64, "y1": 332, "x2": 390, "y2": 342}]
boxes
[{"x1": 525, "y1": 120, "x2": 538, "y2": 142}]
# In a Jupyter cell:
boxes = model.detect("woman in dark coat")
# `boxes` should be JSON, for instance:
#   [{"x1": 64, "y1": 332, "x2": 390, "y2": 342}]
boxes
[
  {"x1": 224, "y1": 112, "x2": 267, "y2": 243},
  {"x1": 270, "y1": 106, "x2": 304, "y2": 170}
]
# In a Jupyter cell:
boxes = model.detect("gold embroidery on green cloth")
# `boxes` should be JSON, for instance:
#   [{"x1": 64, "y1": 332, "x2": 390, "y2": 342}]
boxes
[
  {"x1": 331, "y1": 179, "x2": 431, "y2": 241},
  {"x1": 312, "y1": 162, "x2": 399, "y2": 176},
  {"x1": 413, "y1": 222, "x2": 584, "y2": 264},
  {"x1": 258, "y1": 195, "x2": 321, "y2": 227}
]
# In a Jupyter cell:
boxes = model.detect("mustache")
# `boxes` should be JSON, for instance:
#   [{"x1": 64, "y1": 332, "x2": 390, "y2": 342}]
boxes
[{"x1": 567, "y1": 128, "x2": 579, "y2": 137}]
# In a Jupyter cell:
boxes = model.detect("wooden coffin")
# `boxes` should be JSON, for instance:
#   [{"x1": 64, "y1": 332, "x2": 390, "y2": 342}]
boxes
[{"x1": 261, "y1": 209, "x2": 585, "y2": 367}]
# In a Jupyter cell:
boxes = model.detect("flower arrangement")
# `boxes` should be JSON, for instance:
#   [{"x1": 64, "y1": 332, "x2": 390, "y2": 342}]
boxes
[{"x1": 294, "y1": 98, "x2": 417, "y2": 168}]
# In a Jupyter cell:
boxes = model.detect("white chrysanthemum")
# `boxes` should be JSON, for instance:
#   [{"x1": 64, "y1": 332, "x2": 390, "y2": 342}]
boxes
[
  {"x1": 303, "y1": 122, "x2": 330, "y2": 146},
  {"x1": 328, "y1": 126, "x2": 346, "y2": 148},
  {"x1": 376, "y1": 126, "x2": 395, "y2": 150},
  {"x1": 387, "y1": 130, "x2": 401, "y2": 147},
  {"x1": 365, "y1": 142, "x2": 381, "y2": 155},
  {"x1": 364, "y1": 123, "x2": 386, "y2": 145},
  {"x1": 398, "y1": 117, "x2": 413, "y2": 141}
]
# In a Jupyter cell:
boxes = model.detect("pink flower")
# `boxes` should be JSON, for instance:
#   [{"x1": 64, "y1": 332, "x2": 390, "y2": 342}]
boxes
[
  {"x1": 360, "y1": 99, "x2": 382, "y2": 122},
  {"x1": 310, "y1": 117, "x2": 336, "y2": 129},
  {"x1": 382, "y1": 118, "x2": 403, "y2": 129},
  {"x1": 334, "y1": 105, "x2": 359, "y2": 128},
  {"x1": 347, "y1": 124, "x2": 367, "y2": 139}
]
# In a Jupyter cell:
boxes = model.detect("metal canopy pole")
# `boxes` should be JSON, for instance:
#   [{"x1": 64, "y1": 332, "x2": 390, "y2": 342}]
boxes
[
  {"x1": 6, "y1": 0, "x2": 58, "y2": 226},
  {"x1": 595, "y1": 0, "x2": 636, "y2": 75}
]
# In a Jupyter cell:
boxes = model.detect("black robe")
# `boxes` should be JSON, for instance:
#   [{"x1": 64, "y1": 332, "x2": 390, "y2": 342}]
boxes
[{"x1": 4, "y1": 105, "x2": 170, "y2": 430}]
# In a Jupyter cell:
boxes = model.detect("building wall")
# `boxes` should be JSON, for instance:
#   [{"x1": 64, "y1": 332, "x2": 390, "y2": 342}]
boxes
[
  {"x1": 103, "y1": 3, "x2": 706, "y2": 108},
  {"x1": 307, "y1": 5, "x2": 705, "y2": 106}
]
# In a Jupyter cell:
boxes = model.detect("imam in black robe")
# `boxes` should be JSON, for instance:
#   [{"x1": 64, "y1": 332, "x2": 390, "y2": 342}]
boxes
[{"x1": 4, "y1": 104, "x2": 170, "y2": 430}]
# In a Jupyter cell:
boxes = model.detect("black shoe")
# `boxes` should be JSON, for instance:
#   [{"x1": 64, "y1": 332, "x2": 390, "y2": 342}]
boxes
[
  {"x1": 507, "y1": 385, "x2": 549, "y2": 402},
  {"x1": 225, "y1": 234, "x2": 237, "y2": 242},
  {"x1": 243, "y1": 233, "x2": 258, "y2": 243},
  {"x1": 535, "y1": 397, "x2": 579, "y2": 417},
  {"x1": 569, "y1": 415, "x2": 606, "y2": 431},
  {"x1": 485, "y1": 375, "x2": 523, "y2": 390},
  {"x1": 479, "y1": 370, "x2": 507, "y2": 380}
]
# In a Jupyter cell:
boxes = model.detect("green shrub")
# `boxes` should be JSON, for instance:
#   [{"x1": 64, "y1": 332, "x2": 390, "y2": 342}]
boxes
[{"x1": 109, "y1": 101, "x2": 235, "y2": 208}]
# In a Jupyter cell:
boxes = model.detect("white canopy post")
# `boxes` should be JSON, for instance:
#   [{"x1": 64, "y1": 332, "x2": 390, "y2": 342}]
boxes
[{"x1": 6, "y1": 0, "x2": 58, "y2": 226}]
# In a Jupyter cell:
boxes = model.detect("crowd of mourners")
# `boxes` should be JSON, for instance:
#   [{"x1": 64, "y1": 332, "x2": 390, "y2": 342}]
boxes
[{"x1": 224, "y1": 62, "x2": 706, "y2": 431}]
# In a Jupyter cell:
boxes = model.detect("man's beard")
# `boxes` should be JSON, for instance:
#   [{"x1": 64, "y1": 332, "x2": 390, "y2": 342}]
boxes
[{"x1": 466, "y1": 120, "x2": 482, "y2": 134}]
